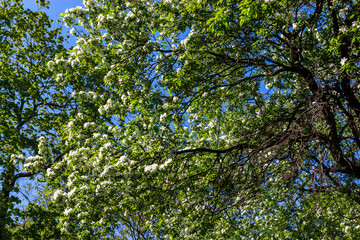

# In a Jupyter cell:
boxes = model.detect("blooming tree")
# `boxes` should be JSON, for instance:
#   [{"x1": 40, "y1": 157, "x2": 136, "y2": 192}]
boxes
[
  {"x1": 0, "y1": 0, "x2": 69, "y2": 238},
  {"x1": 26, "y1": 0, "x2": 360, "y2": 238}
]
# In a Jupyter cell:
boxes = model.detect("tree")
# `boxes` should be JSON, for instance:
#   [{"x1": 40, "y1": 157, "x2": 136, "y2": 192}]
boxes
[
  {"x1": 30, "y1": 0, "x2": 360, "y2": 238},
  {"x1": 0, "y1": 0, "x2": 68, "y2": 238}
]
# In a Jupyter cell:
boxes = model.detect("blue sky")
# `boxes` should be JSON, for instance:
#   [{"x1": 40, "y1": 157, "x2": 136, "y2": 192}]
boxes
[
  {"x1": 23, "y1": 0, "x2": 83, "y2": 19},
  {"x1": 23, "y1": 0, "x2": 84, "y2": 47}
]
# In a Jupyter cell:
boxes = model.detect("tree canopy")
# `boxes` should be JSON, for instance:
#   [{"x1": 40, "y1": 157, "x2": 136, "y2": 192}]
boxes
[
  {"x1": 0, "y1": 0, "x2": 68, "y2": 238},
  {"x1": 3, "y1": 0, "x2": 360, "y2": 239}
]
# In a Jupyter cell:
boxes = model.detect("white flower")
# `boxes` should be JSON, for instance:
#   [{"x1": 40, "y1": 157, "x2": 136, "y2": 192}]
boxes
[
  {"x1": 339, "y1": 26, "x2": 347, "y2": 33},
  {"x1": 98, "y1": 106, "x2": 105, "y2": 115},
  {"x1": 64, "y1": 208, "x2": 72, "y2": 216},
  {"x1": 100, "y1": 165, "x2": 110, "y2": 177},
  {"x1": 125, "y1": 11, "x2": 134, "y2": 20},
  {"x1": 144, "y1": 163, "x2": 158, "y2": 172},
  {"x1": 65, "y1": 8, "x2": 74, "y2": 13},
  {"x1": 67, "y1": 188, "x2": 76, "y2": 198},
  {"x1": 160, "y1": 113, "x2": 167, "y2": 122},
  {"x1": 98, "y1": 14, "x2": 105, "y2": 22},
  {"x1": 103, "y1": 142, "x2": 112, "y2": 149},
  {"x1": 70, "y1": 28, "x2": 76, "y2": 35},
  {"x1": 84, "y1": 122, "x2": 95, "y2": 128},
  {"x1": 23, "y1": 162, "x2": 33, "y2": 169},
  {"x1": 47, "y1": 60, "x2": 54, "y2": 69},
  {"x1": 87, "y1": 91, "x2": 97, "y2": 99},
  {"x1": 340, "y1": 57, "x2": 347, "y2": 66},
  {"x1": 121, "y1": 94, "x2": 127, "y2": 103},
  {"x1": 118, "y1": 156, "x2": 127, "y2": 165},
  {"x1": 53, "y1": 189, "x2": 63, "y2": 200},
  {"x1": 75, "y1": 6, "x2": 86, "y2": 12},
  {"x1": 46, "y1": 168, "x2": 55, "y2": 176},
  {"x1": 80, "y1": 185, "x2": 89, "y2": 190},
  {"x1": 160, "y1": 158, "x2": 172, "y2": 169}
]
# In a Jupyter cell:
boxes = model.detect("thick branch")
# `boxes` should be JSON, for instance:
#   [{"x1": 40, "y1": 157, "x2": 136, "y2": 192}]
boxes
[
  {"x1": 294, "y1": 64, "x2": 360, "y2": 179},
  {"x1": 10, "y1": 151, "x2": 68, "y2": 187},
  {"x1": 175, "y1": 143, "x2": 255, "y2": 155}
]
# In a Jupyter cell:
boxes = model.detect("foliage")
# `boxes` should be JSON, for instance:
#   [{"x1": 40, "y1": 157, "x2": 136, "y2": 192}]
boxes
[
  {"x1": 0, "y1": 0, "x2": 67, "y2": 238},
  {"x1": 18, "y1": 0, "x2": 360, "y2": 238}
]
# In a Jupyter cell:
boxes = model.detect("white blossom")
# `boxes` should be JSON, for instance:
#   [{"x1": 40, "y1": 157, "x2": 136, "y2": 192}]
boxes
[
  {"x1": 70, "y1": 28, "x2": 76, "y2": 35},
  {"x1": 98, "y1": 14, "x2": 105, "y2": 22},
  {"x1": 84, "y1": 122, "x2": 96, "y2": 128},
  {"x1": 100, "y1": 165, "x2": 111, "y2": 177},
  {"x1": 339, "y1": 26, "x2": 347, "y2": 33},
  {"x1": 160, "y1": 113, "x2": 167, "y2": 122},
  {"x1": 144, "y1": 163, "x2": 158, "y2": 172},
  {"x1": 80, "y1": 185, "x2": 89, "y2": 190},
  {"x1": 160, "y1": 158, "x2": 172, "y2": 169},
  {"x1": 67, "y1": 188, "x2": 76, "y2": 198},
  {"x1": 46, "y1": 168, "x2": 55, "y2": 176},
  {"x1": 53, "y1": 189, "x2": 63, "y2": 200},
  {"x1": 64, "y1": 208, "x2": 73, "y2": 216},
  {"x1": 340, "y1": 57, "x2": 347, "y2": 66}
]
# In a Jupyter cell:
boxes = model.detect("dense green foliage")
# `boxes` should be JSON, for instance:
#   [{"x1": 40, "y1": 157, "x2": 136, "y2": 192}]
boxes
[
  {"x1": 3, "y1": 0, "x2": 360, "y2": 239},
  {"x1": 0, "y1": 0, "x2": 67, "y2": 238}
]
